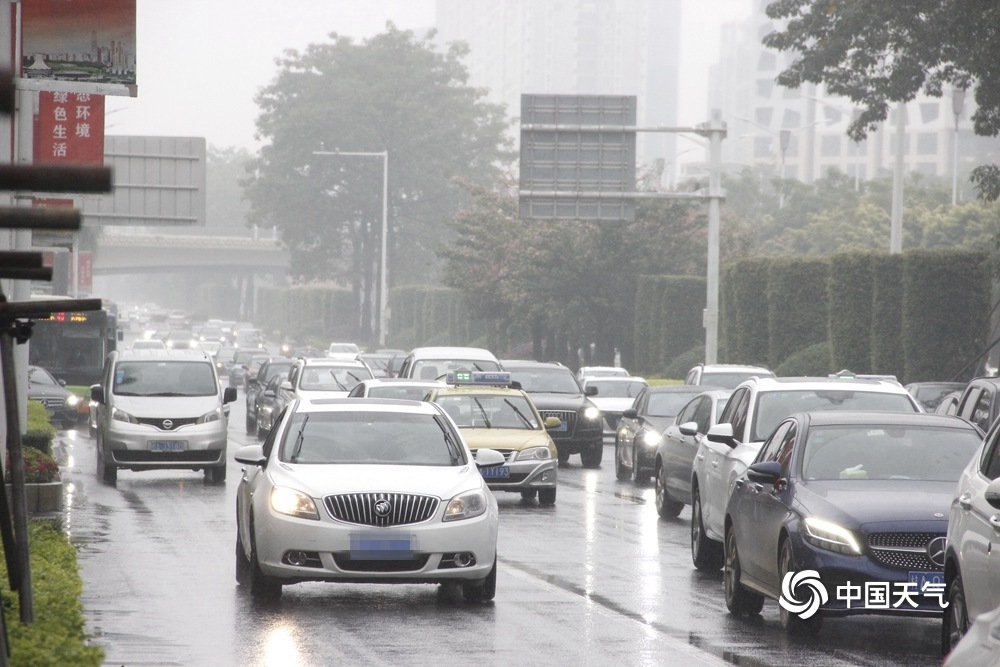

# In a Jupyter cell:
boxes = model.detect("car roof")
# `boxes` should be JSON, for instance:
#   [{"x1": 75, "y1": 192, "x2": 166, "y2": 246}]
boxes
[
  {"x1": 358, "y1": 378, "x2": 446, "y2": 387},
  {"x1": 432, "y1": 385, "x2": 527, "y2": 398},
  {"x1": 697, "y1": 363, "x2": 772, "y2": 372},
  {"x1": 582, "y1": 376, "x2": 646, "y2": 383},
  {"x1": 299, "y1": 358, "x2": 368, "y2": 367},
  {"x1": 502, "y1": 360, "x2": 567, "y2": 370},
  {"x1": 794, "y1": 410, "x2": 977, "y2": 429},
  {"x1": 296, "y1": 397, "x2": 440, "y2": 415},
  {"x1": 407, "y1": 346, "x2": 499, "y2": 360},
  {"x1": 114, "y1": 349, "x2": 213, "y2": 362},
  {"x1": 648, "y1": 384, "x2": 722, "y2": 393},
  {"x1": 738, "y1": 376, "x2": 911, "y2": 393}
]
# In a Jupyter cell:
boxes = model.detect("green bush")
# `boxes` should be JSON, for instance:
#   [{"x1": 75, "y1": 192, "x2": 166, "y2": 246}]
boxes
[
  {"x1": 0, "y1": 520, "x2": 103, "y2": 666},
  {"x1": 662, "y1": 345, "x2": 705, "y2": 380},
  {"x1": 828, "y1": 252, "x2": 875, "y2": 373},
  {"x1": 775, "y1": 341, "x2": 834, "y2": 377},
  {"x1": 767, "y1": 257, "x2": 830, "y2": 368},
  {"x1": 25, "y1": 401, "x2": 56, "y2": 456}
]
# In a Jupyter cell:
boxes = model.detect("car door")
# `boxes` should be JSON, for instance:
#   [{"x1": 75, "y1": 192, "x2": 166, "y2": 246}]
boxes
[
  {"x1": 954, "y1": 424, "x2": 1000, "y2": 618},
  {"x1": 701, "y1": 387, "x2": 749, "y2": 537},
  {"x1": 663, "y1": 396, "x2": 704, "y2": 500},
  {"x1": 237, "y1": 415, "x2": 282, "y2": 557},
  {"x1": 618, "y1": 389, "x2": 647, "y2": 450}
]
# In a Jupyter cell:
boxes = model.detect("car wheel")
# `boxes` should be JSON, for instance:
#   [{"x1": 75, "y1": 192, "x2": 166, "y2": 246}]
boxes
[
  {"x1": 205, "y1": 464, "x2": 226, "y2": 484},
  {"x1": 248, "y1": 522, "x2": 282, "y2": 601},
  {"x1": 538, "y1": 488, "x2": 556, "y2": 505},
  {"x1": 691, "y1": 487, "x2": 724, "y2": 570},
  {"x1": 235, "y1": 531, "x2": 250, "y2": 585},
  {"x1": 943, "y1": 570, "x2": 970, "y2": 654},
  {"x1": 614, "y1": 438, "x2": 629, "y2": 480},
  {"x1": 778, "y1": 538, "x2": 822, "y2": 635},
  {"x1": 631, "y1": 444, "x2": 647, "y2": 484},
  {"x1": 557, "y1": 449, "x2": 570, "y2": 465},
  {"x1": 580, "y1": 444, "x2": 602, "y2": 468},
  {"x1": 96, "y1": 436, "x2": 117, "y2": 485},
  {"x1": 256, "y1": 418, "x2": 267, "y2": 441},
  {"x1": 655, "y1": 464, "x2": 683, "y2": 519},
  {"x1": 724, "y1": 523, "x2": 764, "y2": 616},
  {"x1": 245, "y1": 411, "x2": 255, "y2": 435},
  {"x1": 520, "y1": 490, "x2": 537, "y2": 501},
  {"x1": 463, "y1": 556, "x2": 497, "y2": 603}
]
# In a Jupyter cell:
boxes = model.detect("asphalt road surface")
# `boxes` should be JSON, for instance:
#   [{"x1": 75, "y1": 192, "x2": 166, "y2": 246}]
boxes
[{"x1": 54, "y1": 395, "x2": 945, "y2": 667}]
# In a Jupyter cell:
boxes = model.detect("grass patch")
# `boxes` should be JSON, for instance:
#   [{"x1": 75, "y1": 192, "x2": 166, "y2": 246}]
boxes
[{"x1": 0, "y1": 519, "x2": 103, "y2": 666}]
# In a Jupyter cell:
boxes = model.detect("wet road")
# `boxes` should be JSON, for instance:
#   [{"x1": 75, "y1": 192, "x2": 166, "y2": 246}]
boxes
[{"x1": 55, "y1": 395, "x2": 945, "y2": 667}]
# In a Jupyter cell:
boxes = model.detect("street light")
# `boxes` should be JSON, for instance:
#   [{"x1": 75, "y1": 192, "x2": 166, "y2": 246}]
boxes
[
  {"x1": 952, "y1": 87, "x2": 967, "y2": 205},
  {"x1": 313, "y1": 149, "x2": 389, "y2": 345}
]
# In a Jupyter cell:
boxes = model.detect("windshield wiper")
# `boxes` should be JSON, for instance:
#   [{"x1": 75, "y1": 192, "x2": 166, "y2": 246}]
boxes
[
  {"x1": 503, "y1": 399, "x2": 534, "y2": 429},
  {"x1": 473, "y1": 398, "x2": 492, "y2": 428},
  {"x1": 290, "y1": 415, "x2": 309, "y2": 463},
  {"x1": 328, "y1": 371, "x2": 348, "y2": 391}
]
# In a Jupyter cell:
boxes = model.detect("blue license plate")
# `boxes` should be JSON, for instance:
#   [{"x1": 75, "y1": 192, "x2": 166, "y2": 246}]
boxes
[
  {"x1": 350, "y1": 533, "x2": 413, "y2": 560},
  {"x1": 149, "y1": 440, "x2": 184, "y2": 452},
  {"x1": 908, "y1": 571, "x2": 944, "y2": 588},
  {"x1": 480, "y1": 466, "x2": 510, "y2": 479},
  {"x1": 552, "y1": 421, "x2": 568, "y2": 432}
]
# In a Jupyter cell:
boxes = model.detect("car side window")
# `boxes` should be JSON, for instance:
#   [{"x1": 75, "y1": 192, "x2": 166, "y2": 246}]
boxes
[
  {"x1": 288, "y1": 364, "x2": 300, "y2": 388},
  {"x1": 685, "y1": 369, "x2": 697, "y2": 384},
  {"x1": 718, "y1": 387, "x2": 745, "y2": 424},
  {"x1": 755, "y1": 421, "x2": 791, "y2": 464},
  {"x1": 676, "y1": 397, "x2": 699, "y2": 425},
  {"x1": 774, "y1": 423, "x2": 797, "y2": 475},
  {"x1": 261, "y1": 408, "x2": 285, "y2": 460},
  {"x1": 634, "y1": 389, "x2": 648, "y2": 415},
  {"x1": 959, "y1": 386, "x2": 982, "y2": 420},
  {"x1": 692, "y1": 397, "x2": 712, "y2": 433},
  {"x1": 972, "y1": 386, "x2": 995, "y2": 433},
  {"x1": 728, "y1": 391, "x2": 750, "y2": 441}
]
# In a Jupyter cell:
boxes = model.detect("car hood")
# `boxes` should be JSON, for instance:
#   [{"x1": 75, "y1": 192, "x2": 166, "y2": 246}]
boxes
[
  {"x1": 458, "y1": 428, "x2": 553, "y2": 451},
  {"x1": 795, "y1": 480, "x2": 955, "y2": 527},
  {"x1": 640, "y1": 415, "x2": 675, "y2": 433},
  {"x1": 525, "y1": 392, "x2": 589, "y2": 411},
  {"x1": 27, "y1": 384, "x2": 71, "y2": 399},
  {"x1": 111, "y1": 395, "x2": 221, "y2": 418},
  {"x1": 268, "y1": 463, "x2": 483, "y2": 500},
  {"x1": 590, "y1": 397, "x2": 635, "y2": 413}
]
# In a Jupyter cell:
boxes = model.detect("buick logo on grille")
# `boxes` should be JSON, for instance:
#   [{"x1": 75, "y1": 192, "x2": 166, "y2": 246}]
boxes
[
  {"x1": 161, "y1": 419, "x2": 173, "y2": 430},
  {"x1": 927, "y1": 536, "x2": 947, "y2": 567},
  {"x1": 373, "y1": 499, "x2": 392, "y2": 517}
]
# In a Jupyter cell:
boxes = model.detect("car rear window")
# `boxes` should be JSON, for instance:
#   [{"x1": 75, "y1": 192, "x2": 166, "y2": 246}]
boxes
[{"x1": 752, "y1": 390, "x2": 917, "y2": 442}]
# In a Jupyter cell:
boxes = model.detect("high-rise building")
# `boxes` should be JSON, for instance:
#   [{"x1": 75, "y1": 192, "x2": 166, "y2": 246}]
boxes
[
  {"x1": 435, "y1": 0, "x2": 682, "y2": 188},
  {"x1": 703, "y1": 0, "x2": 993, "y2": 200}
]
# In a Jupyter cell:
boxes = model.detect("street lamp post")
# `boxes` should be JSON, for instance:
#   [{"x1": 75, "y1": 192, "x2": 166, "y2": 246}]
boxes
[
  {"x1": 313, "y1": 149, "x2": 389, "y2": 345},
  {"x1": 952, "y1": 87, "x2": 966, "y2": 205}
]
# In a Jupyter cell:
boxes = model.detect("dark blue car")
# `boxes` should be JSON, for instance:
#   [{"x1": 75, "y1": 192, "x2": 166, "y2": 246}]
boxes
[{"x1": 723, "y1": 411, "x2": 982, "y2": 636}]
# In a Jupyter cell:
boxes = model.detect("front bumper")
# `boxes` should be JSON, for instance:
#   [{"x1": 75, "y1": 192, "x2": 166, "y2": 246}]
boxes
[
  {"x1": 103, "y1": 421, "x2": 228, "y2": 470},
  {"x1": 480, "y1": 457, "x2": 557, "y2": 493}
]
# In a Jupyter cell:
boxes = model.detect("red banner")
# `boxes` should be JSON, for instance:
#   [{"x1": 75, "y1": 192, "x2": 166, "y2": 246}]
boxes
[
  {"x1": 76, "y1": 251, "x2": 93, "y2": 293},
  {"x1": 35, "y1": 91, "x2": 105, "y2": 164}
]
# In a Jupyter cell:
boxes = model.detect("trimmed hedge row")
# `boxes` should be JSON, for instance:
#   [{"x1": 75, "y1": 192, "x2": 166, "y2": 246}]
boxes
[{"x1": 632, "y1": 276, "x2": 706, "y2": 375}]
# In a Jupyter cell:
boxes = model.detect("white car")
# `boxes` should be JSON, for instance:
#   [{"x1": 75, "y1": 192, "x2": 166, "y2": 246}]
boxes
[
  {"x1": 943, "y1": 417, "x2": 1000, "y2": 654},
  {"x1": 576, "y1": 366, "x2": 629, "y2": 381},
  {"x1": 327, "y1": 342, "x2": 361, "y2": 360},
  {"x1": 346, "y1": 378, "x2": 447, "y2": 400},
  {"x1": 581, "y1": 376, "x2": 647, "y2": 444},
  {"x1": 689, "y1": 376, "x2": 921, "y2": 571},
  {"x1": 234, "y1": 397, "x2": 501, "y2": 601}
]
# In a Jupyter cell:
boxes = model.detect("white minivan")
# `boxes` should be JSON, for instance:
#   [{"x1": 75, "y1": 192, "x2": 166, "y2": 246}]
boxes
[{"x1": 91, "y1": 349, "x2": 237, "y2": 484}]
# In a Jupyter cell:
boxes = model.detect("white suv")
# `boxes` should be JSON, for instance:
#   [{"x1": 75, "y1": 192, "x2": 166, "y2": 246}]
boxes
[
  {"x1": 943, "y1": 418, "x2": 1000, "y2": 653},
  {"x1": 689, "y1": 375, "x2": 921, "y2": 571},
  {"x1": 91, "y1": 349, "x2": 237, "y2": 484}
]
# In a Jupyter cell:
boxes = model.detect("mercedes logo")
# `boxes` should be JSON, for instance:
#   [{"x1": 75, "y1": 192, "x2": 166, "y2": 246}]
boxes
[
  {"x1": 373, "y1": 499, "x2": 392, "y2": 517},
  {"x1": 161, "y1": 419, "x2": 173, "y2": 430},
  {"x1": 926, "y1": 536, "x2": 947, "y2": 567}
]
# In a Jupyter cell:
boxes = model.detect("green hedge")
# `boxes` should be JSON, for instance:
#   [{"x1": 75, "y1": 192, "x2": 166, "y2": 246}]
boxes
[
  {"x1": 828, "y1": 252, "x2": 875, "y2": 373},
  {"x1": 870, "y1": 254, "x2": 905, "y2": 377},
  {"x1": 766, "y1": 257, "x2": 830, "y2": 368},
  {"x1": 632, "y1": 276, "x2": 705, "y2": 375},
  {"x1": 25, "y1": 400, "x2": 56, "y2": 456},
  {"x1": 722, "y1": 258, "x2": 770, "y2": 364}
]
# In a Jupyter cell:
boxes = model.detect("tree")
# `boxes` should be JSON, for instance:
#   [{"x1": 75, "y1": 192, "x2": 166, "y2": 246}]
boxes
[
  {"x1": 763, "y1": 0, "x2": 1000, "y2": 199},
  {"x1": 206, "y1": 146, "x2": 253, "y2": 229},
  {"x1": 244, "y1": 24, "x2": 512, "y2": 341}
]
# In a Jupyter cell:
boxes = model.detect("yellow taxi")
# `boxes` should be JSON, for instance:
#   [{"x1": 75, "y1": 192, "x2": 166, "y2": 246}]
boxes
[{"x1": 427, "y1": 371, "x2": 560, "y2": 505}]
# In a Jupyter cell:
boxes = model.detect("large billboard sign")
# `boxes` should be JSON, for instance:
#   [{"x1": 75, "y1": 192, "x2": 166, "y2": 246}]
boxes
[
  {"x1": 34, "y1": 91, "x2": 106, "y2": 165},
  {"x1": 20, "y1": 0, "x2": 136, "y2": 97}
]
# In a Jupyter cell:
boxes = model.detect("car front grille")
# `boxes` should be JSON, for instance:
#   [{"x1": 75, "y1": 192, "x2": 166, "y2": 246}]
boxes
[
  {"x1": 112, "y1": 450, "x2": 221, "y2": 463},
  {"x1": 540, "y1": 410, "x2": 576, "y2": 438},
  {"x1": 324, "y1": 492, "x2": 439, "y2": 527},
  {"x1": 867, "y1": 532, "x2": 943, "y2": 571},
  {"x1": 37, "y1": 396, "x2": 65, "y2": 410},
  {"x1": 332, "y1": 554, "x2": 429, "y2": 572},
  {"x1": 135, "y1": 417, "x2": 200, "y2": 430}
]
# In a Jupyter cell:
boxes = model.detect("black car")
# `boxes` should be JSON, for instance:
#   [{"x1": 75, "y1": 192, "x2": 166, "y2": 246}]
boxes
[
  {"x1": 502, "y1": 360, "x2": 603, "y2": 467},
  {"x1": 724, "y1": 411, "x2": 982, "y2": 636},
  {"x1": 27, "y1": 365, "x2": 82, "y2": 428},
  {"x1": 949, "y1": 377, "x2": 1000, "y2": 432},
  {"x1": 904, "y1": 381, "x2": 967, "y2": 412},
  {"x1": 245, "y1": 357, "x2": 293, "y2": 434}
]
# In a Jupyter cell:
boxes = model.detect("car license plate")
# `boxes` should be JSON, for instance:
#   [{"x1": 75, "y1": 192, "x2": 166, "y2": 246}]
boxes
[
  {"x1": 552, "y1": 420, "x2": 568, "y2": 432},
  {"x1": 908, "y1": 571, "x2": 944, "y2": 589},
  {"x1": 350, "y1": 532, "x2": 414, "y2": 560},
  {"x1": 480, "y1": 466, "x2": 510, "y2": 479},
  {"x1": 149, "y1": 440, "x2": 185, "y2": 452}
]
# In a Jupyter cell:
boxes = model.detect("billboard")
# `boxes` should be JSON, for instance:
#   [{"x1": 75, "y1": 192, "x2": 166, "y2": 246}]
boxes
[
  {"x1": 20, "y1": 0, "x2": 136, "y2": 97},
  {"x1": 34, "y1": 91, "x2": 106, "y2": 165}
]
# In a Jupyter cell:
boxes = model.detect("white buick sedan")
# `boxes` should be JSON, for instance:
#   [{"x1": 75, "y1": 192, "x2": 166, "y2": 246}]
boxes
[{"x1": 234, "y1": 397, "x2": 501, "y2": 602}]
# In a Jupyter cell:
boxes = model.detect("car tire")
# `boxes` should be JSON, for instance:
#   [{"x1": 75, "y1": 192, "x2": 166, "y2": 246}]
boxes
[
  {"x1": 655, "y1": 464, "x2": 684, "y2": 519},
  {"x1": 538, "y1": 488, "x2": 556, "y2": 505},
  {"x1": 256, "y1": 419, "x2": 267, "y2": 441},
  {"x1": 631, "y1": 444, "x2": 647, "y2": 484},
  {"x1": 245, "y1": 411, "x2": 255, "y2": 435},
  {"x1": 724, "y1": 523, "x2": 765, "y2": 616},
  {"x1": 235, "y1": 531, "x2": 250, "y2": 585},
  {"x1": 580, "y1": 444, "x2": 602, "y2": 468},
  {"x1": 557, "y1": 449, "x2": 570, "y2": 465},
  {"x1": 463, "y1": 556, "x2": 497, "y2": 603},
  {"x1": 691, "y1": 487, "x2": 724, "y2": 570},
  {"x1": 614, "y1": 438, "x2": 629, "y2": 480},
  {"x1": 943, "y1": 570, "x2": 970, "y2": 654},
  {"x1": 778, "y1": 539, "x2": 822, "y2": 635},
  {"x1": 520, "y1": 490, "x2": 537, "y2": 501},
  {"x1": 96, "y1": 436, "x2": 117, "y2": 485},
  {"x1": 249, "y1": 522, "x2": 282, "y2": 601},
  {"x1": 205, "y1": 464, "x2": 226, "y2": 484}
]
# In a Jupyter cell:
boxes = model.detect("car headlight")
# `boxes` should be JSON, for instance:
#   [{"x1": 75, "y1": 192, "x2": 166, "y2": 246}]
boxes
[
  {"x1": 443, "y1": 489, "x2": 488, "y2": 522},
  {"x1": 641, "y1": 429, "x2": 662, "y2": 447},
  {"x1": 517, "y1": 446, "x2": 551, "y2": 461},
  {"x1": 111, "y1": 406, "x2": 137, "y2": 424},
  {"x1": 197, "y1": 407, "x2": 223, "y2": 424},
  {"x1": 270, "y1": 486, "x2": 319, "y2": 520},
  {"x1": 583, "y1": 406, "x2": 601, "y2": 421},
  {"x1": 802, "y1": 517, "x2": 862, "y2": 555},
  {"x1": 65, "y1": 394, "x2": 81, "y2": 408}
]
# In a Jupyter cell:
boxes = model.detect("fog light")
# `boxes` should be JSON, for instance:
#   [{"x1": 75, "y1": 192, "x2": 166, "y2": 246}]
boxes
[
  {"x1": 541, "y1": 471, "x2": 552, "y2": 482},
  {"x1": 454, "y1": 552, "x2": 475, "y2": 567},
  {"x1": 286, "y1": 551, "x2": 308, "y2": 566}
]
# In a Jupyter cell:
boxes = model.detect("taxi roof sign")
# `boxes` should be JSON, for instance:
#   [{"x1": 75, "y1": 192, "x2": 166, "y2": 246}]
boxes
[{"x1": 447, "y1": 370, "x2": 513, "y2": 386}]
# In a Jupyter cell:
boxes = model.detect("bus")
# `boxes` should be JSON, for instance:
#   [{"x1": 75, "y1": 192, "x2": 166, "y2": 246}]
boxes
[{"x1": 28, "y1": 301, "x2": 120, "y2": 387}]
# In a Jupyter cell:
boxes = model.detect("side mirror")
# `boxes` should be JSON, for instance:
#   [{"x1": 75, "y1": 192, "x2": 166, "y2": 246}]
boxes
[
  {"x1": 585, "y1": 385, "x2": 598, "y2": 397},
  {"x1": 58, "y1": 378, "x2": 67, "y2": 386},
  {"x1": 678, "y1": 421, "x2": 699, "y2": 437},
  {"x1": 223, "y1": 387, "x2": 237, "y2": 404},
  {"x1": 622, "y1": 408, "x2": 638, "y2": 419},
  {"x1": 90, "y1": 384, "x2": 104, "y2": 403},
  {"x1": 475, "y1": 448, "x2": 506, "y2": 467},
  {"x1": 985, "y1": 478, "x2": 1000, "y2": 510},
  {"x1": 746, "y1": 460, "x2": 782, "y2": 484},
  {"x1": 234, "y1": 444, "x2": 267, "y2": 467},
  {"x1": 706, "y1": 423, "x2": 737, "y2": 449},
  {"x1": 280, "y1": 380, "x2": 292, "y2": 391},
  {"x1": 543, "y1": 416, "x2": 562, "y2": 429}
]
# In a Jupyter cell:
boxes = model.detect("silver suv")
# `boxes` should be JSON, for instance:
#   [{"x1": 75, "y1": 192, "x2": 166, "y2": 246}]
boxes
[
  {"x1": 684, "y1": 363, "x2": 773, "y2": 389},
  {"x1": 91, "y1": 349, "x2": 237, "y2": 484}
]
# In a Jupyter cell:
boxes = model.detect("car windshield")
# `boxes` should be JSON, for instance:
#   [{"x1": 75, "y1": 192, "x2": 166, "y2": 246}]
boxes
[
  {"x1": 280, "y1": 411, "x2": 466, "y2": 466},
  {"x1": 588, "y1": 380, "x2": 646, "y2": 398},
  {"x1": 434, "y1": 394, "x2": 540, "y2": 429},
  {"x1": 264, "y1": 363, "x2": 294, "y2": 382},
  {"x1": 28, "y1": 367, "x2": 57, "y2": 386},
  {"x1": 702, "y1": 371, "x2": 767, "y2": 389},
  {"x1": 328, "y1": 344, "x2": 359, "y2": 354},
  {"x1": 646, "y1": 392, "x2": 701, "y2": 417},
  {"x1": 367, "y1": 386, "x2": 434, "y2": 400},
  {"x1": 360, "y1": 355, "x2": 391, "y2": 371},
  {"x1": 584, "y1": 368, "x2": 628, "y2": 377},
  {"x1": 412, "y1": 359, "x2": 501, "y2": 380},
  {"x1": 299, "y1": 366, "x2": 374, "y2": 391},
  {"x1": 800, "y1": 424, "x2": 981, "y2": 482},
  {"x1": 508, "y1": 368, "x2": 579, "y2": 393},
  {"x1": 752, "y1": 390, "x2": 916, "y2": 442},
  {"x1": 113, "y1": 361, "x2": 217, "y2": 397}
]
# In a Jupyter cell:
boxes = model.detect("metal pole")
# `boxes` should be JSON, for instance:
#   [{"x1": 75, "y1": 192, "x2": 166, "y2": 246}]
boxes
[
  {"x1": 378, "y1": 151, "x2": 388, "y2": 346},
  {"x1": 705, "y1": 109, "x2": 725, "y2": 365},
  {"x1": 952, "y1": 88, "x2": 965, "y2": 206},
  {"x1": 890, "y1": 101, "x2": 905, "y2": 254}
]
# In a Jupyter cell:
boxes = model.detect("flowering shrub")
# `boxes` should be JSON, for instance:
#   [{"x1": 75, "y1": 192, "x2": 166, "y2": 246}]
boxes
[{"x1": 5, "y1": 447, "x2": 61, "y2": 484}]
